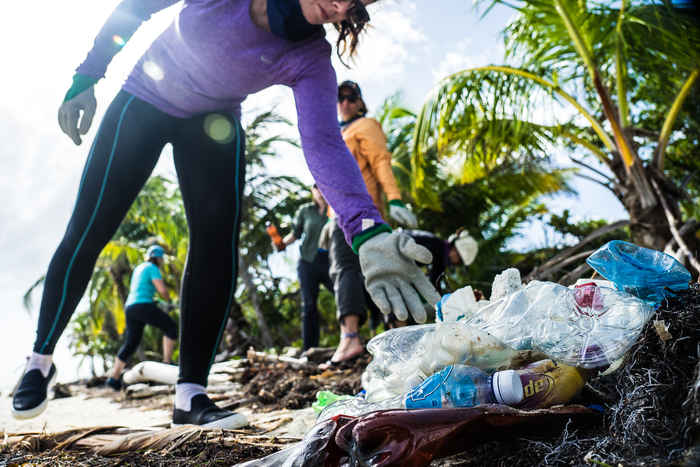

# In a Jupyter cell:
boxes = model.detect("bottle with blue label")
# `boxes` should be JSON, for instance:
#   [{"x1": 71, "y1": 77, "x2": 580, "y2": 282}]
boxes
[
  {"x1": 404, "y1": 365, "x2": 523, "y2": 409},
  {"x1": 318, "y1": 365, "x2": 523, "y2": 421}
]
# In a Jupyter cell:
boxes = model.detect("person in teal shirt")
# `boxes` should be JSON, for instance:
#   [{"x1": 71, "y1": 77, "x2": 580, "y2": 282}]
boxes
[
  {"x1": 279, "y1": 184, "x2": 333, "y2": 350},
  {"x1": 106, "y1": 245, "x2": 178, "y2": 390}
]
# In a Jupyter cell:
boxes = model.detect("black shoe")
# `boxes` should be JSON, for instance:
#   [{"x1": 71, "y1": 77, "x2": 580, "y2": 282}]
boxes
[
  {"x1": 105, "y1": 377, "x2": 123, "y2": 391},
  {"x1": 172, "y1": 394, "x2": 247, "y2": 429},
  {"x1": 12, "y1": 364, "x2": 57, "y2": 420}
]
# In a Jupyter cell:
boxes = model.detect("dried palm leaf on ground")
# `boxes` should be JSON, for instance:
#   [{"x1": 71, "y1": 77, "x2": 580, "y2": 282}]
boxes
[{"x1": 0, "y1": 425, "x2": 297, "y2": 458}]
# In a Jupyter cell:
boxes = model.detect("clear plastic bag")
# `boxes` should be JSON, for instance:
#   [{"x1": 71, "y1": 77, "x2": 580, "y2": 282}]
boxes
[
  {"x1": 533, "y1": 283, "x2": 654, "y2": 368},
  {"x1": 587, "y1": 240, "x2": 691, "y2": 303}
]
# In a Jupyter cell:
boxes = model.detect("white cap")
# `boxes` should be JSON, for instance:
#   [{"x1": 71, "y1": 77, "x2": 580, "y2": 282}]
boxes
[{"x1": 492, "y1": 370, "x2": 523, "y2": 406}]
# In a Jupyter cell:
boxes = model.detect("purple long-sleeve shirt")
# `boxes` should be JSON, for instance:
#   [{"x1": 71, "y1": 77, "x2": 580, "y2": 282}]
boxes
[{"x1": 76, "y1": 0, "x2": 384, "y2": 245}]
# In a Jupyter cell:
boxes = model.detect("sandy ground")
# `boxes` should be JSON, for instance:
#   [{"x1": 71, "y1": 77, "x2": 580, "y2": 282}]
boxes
[
  {"x1": 0, "y1": 391, "x2": 317, "y2": 439},
  {"x1": 0, "y1": 393, "x2": 173, "y2": 433}
]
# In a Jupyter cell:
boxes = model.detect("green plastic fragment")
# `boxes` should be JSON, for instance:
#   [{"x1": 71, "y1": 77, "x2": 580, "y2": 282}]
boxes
[{"x1": 312, "y1": 390, "x2": 353, "y2": 412}]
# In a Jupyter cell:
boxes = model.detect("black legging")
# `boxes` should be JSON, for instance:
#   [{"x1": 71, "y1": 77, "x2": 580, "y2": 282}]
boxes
[
  {"x1": 34, "y1": 91, "x2": 245, "y2": 386},
  {"x1": 117, "y1": 302, "x2": 178, "y2": 362}
]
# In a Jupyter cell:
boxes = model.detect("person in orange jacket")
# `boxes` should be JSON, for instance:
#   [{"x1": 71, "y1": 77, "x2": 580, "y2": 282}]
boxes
[{"x1": 322, "y1": 81, "x2": 418, "y2": 367}]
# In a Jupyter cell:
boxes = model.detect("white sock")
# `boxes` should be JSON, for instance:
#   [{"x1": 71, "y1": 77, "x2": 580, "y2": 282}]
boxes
[
  {"x1": 175, "y1": 383, "x2": 206, "y2": 412},
  {"x1": 26, "y1": 352, "x2": 53, "y2": 378}
]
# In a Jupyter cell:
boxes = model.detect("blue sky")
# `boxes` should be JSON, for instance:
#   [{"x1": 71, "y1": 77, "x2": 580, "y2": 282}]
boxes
[{"x1": 0, "y1": 0, "x2": 627, "y2": 392}]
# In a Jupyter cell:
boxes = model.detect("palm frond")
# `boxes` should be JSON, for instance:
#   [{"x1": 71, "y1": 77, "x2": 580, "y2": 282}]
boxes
[{"x1": 23, "y1": 275, "x2": 45, "y2": 313}]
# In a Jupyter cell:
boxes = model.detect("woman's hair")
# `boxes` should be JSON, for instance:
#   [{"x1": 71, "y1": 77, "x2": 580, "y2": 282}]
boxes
[
  {"x1": 333, "y1": 20, "x2": 368, "y2": 66},
  {"x1": 148, "y1": 257, "x2": 161, "y2": 265}
]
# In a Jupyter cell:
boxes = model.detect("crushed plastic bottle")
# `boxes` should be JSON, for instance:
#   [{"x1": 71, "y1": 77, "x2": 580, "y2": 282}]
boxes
[
  {"x1": 312, "y1": 390, "x2": 353, "y2": 412},
  {"x1": 318, "y1": 364, "x2": 523, "y2": 421},
  {"x1": 587, "y1": 240, "x2": 691, "y2": 303},
  {"x1": 463, "y1": 281, "x2": 570, "y2": 350},
  {"x1": 533, "y1": 283, "x2": 654, "y2": 368},
  {"x1": 363, "y1": 323, "x2": 524, "y2": 402}
]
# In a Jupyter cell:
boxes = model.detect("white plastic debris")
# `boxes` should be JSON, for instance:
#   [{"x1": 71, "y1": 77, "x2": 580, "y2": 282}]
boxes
[
  {"x1": 440, "y1": 286, "x2": 478, "y2": 322},
  {"x1": 490, "y1": 268, "x2": 524, "y2": 301}
]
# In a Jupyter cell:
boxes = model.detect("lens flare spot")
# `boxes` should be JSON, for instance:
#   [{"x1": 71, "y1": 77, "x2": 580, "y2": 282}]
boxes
[
  {"x1": 143, "y1": 61, "x2": 164, "y2": 81},
  {"x1": 113, "y1": 35, "x2": 126, "y2": 47},
  {"x1": 204, "y1": 114, "x2": 234, "y2": 143}
]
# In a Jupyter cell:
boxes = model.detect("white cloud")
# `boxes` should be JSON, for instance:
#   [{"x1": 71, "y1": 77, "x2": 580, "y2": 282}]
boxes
[
  {"x1": 331, "y1": 0, "x2": 426, "y2": 87},
  {"x1": 431, "y1": 38, "x2": 504, "y2": 83}
]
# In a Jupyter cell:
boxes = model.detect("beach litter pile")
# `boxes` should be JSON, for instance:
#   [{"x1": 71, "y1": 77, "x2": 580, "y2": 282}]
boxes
[
  {"x1": 2, "y1": 241, "x2": 699, "y2": 467},
  {"x1": 238, "y1": 241, "x2": 700, "y2": 466}
]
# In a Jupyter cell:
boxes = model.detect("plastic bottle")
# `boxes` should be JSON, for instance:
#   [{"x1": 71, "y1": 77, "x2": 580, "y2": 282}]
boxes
[
  {"x1": 363, "y1": 322, "x2": 522, "y2": 402},
  {"x1": 319, "y1": 364, "x2": 523, "y2": 421},
  {"x1": 463, "y1": 281, "x2": 571, "y2": 350},
  {"x1": 513, "y1": 359, "x2": 600, "y2": 410},
  {"x1": 532, "y1": 283, "x2": 654, "y2": 368},
  {"x1": 586, "y1": 240, "x2": 691, "y2": 303},
  {"x1": 265, "y1": 222, "x2": 285, "y2": 251}
]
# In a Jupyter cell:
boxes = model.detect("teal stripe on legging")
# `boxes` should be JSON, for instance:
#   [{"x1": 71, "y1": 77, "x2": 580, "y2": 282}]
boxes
[
  {"x1": 71, "y1": 124, "x2": 103, "y2": 217},
  {"x1": 208, "y1": 117, "x2": 242, "y2": 371},
  {"x1": 40, "y1": 95, "x2": 136, "y2": 353}
]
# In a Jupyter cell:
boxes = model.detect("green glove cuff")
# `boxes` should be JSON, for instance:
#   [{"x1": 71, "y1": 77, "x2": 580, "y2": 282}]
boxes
[
  {"x1": 64, "y1": 74, "x2": 99, "y2": 102},
  {"x1": 388, "y1": 199, "x2": 405, "y2": 208},
  {"x1": 351, "y1": 223, "x2": 393, "y2": 255}
]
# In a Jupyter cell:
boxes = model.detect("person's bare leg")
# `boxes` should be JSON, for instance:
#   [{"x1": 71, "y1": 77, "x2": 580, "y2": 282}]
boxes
[
  {"x1": 394, "y1": 320, "x2": 407, "y2": 328},
  {"x1": 112, "y1": 358, "x2": 126, "y2": 379},
  {"x1": 320, "y1": 315, "x2": 364, "y2": 369},
  {"x1": 163, "y1": 337, "x2": 176, "y2": 364}
]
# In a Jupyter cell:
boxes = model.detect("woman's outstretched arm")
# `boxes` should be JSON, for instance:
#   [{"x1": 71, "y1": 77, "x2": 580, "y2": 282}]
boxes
[{"x1": 76, "y1": 0, "x2": 181, "y2": 81}]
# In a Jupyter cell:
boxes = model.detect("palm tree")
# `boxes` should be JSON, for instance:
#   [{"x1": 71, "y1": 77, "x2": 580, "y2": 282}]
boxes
[
  {"x1": 235, "y1": 110, "x2": 308, "y2": 350},
  {"x1": 24, "y1": 176, "x2": 189, "y2": 372},
  {"x1": 374, "y1": 92, "x2": 575, "y2": 289},
  {"x1": 413, "y1": 0, "x2": 700, "y2": 274}
]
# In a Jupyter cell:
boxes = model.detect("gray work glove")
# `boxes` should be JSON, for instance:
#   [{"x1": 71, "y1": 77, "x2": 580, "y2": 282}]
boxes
[
  {"x1": 388, "y1": 203, "x2": 418, "y2": 228},
  {"x1": 58, "y1": 86, "x2": 96, "y2": 146},
  {"x1": 359, "y1": 232, "x2": 441, "y2": 323}
]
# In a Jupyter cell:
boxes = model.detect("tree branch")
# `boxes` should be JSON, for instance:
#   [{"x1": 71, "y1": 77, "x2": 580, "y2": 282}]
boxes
[
  {"x1": 574, "y1": 173, "x2": 614, "y2": 191},
  {"x1": 525, "y1": 220, "x2": 631, "y2": 282},
  {"x1": 680, "y1": 170, "x2": 699, "y2": 191},
  {"x1": 569, "y1": 156, "x2": 613, "y2": 182}
]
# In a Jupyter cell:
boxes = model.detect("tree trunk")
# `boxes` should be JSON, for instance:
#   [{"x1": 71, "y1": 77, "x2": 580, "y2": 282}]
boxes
[
  {"x1": 238, "y1": 256, "x2": 275, "y2": 348},
  {"x1": 609, "y1": 163, "x2": 698, "y2": 277},
  {"x1": 611, "y1": 163, "x2": 671, "y2": 250},
  {"x1": 223, "y1": 301, "x2": 256, "y2": 354}
]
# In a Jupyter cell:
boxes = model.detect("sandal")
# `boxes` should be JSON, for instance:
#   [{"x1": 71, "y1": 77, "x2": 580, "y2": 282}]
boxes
[
  {"x1": 320, "y1": 332, "x2": 365, "y2": 369},
  {"x1": 322, "y1": 353, "x2": 363, "y2": 368}
]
